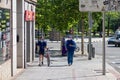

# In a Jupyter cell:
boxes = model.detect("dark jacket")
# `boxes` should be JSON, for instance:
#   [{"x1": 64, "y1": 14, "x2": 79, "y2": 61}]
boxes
[
  {"x1": 37, "y1": 41, "x2": 47, "y2": 53},
  {"x1": 66, "y1": 40, "x2": 76, "y2": 52}
]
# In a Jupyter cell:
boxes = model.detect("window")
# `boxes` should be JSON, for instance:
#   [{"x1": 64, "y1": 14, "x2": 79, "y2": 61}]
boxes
[{"x1": 0, "y1": 8, "x2": 11, "y2": 64}]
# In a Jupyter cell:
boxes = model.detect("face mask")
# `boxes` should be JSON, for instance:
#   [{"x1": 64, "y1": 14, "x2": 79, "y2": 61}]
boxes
[
  {"x1": 68, "y1": 38, "x2": 72, "y2": 40},
  {"x1": 41, "y1": 40, "x2": 44, "y2": 42}
]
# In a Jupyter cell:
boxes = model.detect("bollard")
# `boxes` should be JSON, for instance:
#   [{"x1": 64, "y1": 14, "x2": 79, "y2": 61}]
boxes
[
  {"x1": 92, "y1": 47, "x2": 95, "y2": 58},
  {"x1": 87, "y1": 44, "x2": 93, "y2": 54},
  {"x1": 87, "y1": 44, "x2": 93, "y2": 60},
  {"x1": 87, "y1": 44, "x2": 95, "y2": 58}
]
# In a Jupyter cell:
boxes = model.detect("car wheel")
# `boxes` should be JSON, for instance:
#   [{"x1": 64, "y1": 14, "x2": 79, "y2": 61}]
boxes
[
  {"x1": 115, "y1": 44, "x2": 117, "y2": 47},
  {"x1": 118, "y1": 44, "x2": 120, "y2": 47}
]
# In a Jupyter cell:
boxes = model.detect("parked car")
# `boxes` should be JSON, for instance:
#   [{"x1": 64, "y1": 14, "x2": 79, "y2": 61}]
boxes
[
  {"x1": 114, "y1": 35, "x2": 120, "y2": 47},
  {"x1": 107, "y1": 37, "x2": 116, "y2": 45}
]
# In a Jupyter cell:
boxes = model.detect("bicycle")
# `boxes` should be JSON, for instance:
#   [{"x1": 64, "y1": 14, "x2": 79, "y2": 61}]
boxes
[
  {"x1": 44, "y1": 48, "x2": 51, "y2": 66},
  {"x1": 75, "y1": 46, "x2": 80, "y2": 52}
]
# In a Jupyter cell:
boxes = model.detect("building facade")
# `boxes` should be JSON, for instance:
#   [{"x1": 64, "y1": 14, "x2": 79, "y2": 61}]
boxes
[{"x1": 0, "y1": 0, "x2": 37, "y2": 80}]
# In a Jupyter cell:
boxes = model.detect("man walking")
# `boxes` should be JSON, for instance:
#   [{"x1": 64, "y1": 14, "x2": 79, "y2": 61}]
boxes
[
  {"x1": 66, "y1": 36, "x2": 76, "y2": 66},
  {"x1": 37, "y1": 36, "x2": 47, "y2": 66}
]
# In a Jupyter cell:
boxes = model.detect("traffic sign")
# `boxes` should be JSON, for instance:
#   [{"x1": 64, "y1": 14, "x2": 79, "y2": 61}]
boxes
[{"x1": 79, "y1": 0, "x2": 120, "y2": 12}]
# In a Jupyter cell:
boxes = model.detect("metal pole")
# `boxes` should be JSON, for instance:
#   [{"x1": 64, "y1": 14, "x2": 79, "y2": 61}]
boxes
[
  {"x1": 88, "y1": 12, "x2": 92, "y2": 60},
  {"x1": 38, "y1": 24, "x2": 39, "y2": 41},
  {"x1": 11, "y1": 0, "x2": 13, "y2": 76},
  {"x1": 107, "y1": 16, "x2": 110, "y2": 36},
  {"x1": 102, "y1": 12, "x2": 106, "y2": 75},
  {"x1": 81, "y1": 13, "x2": 84, "y2": 55}
]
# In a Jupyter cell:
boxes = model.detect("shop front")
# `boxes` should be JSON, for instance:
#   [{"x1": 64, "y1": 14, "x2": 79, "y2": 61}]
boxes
[
  {"x1": 0, "y1": 8, "x2": 11, "y2": 64},
  {"x1": 17, "y1": 0, "x2": 36, "y2": 69},
  {"x1": 0, "y1": 0, "x2": 37, "y2": 80}
]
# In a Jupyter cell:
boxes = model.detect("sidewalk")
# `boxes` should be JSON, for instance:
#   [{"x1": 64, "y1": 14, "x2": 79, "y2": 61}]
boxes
[{"x1": 13, "y1": 53, "x2": 120, "y2": 80}]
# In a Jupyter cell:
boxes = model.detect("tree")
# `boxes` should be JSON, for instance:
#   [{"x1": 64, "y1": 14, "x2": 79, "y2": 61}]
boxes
[
  {"x1": 36, "y1": 0, "x2": 120, "y2": 37},
  {"x1": 36, "y1": 0, "x2": 82, "y2": 34}
]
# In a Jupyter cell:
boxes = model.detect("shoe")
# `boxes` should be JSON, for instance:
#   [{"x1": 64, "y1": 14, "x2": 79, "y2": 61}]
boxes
[
  {"x1": 42, "y1": 62, "x2": 43, "y2": 65},
  {"x1": 68, "y1": 63, "x2": 72, "y2": 66},
  {"x1": 38, "y1": 64, "x2": 41, "y2": 66}
]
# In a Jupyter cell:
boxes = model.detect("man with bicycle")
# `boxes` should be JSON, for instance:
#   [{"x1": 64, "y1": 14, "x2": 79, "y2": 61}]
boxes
[{"x1": 37, "y1": 36, "x2": 47, "y2": 66}]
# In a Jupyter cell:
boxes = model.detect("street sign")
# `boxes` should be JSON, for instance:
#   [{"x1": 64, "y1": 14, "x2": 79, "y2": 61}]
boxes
[{"x1": 79, "y1": 0, "x2": 120, "y2": 12}]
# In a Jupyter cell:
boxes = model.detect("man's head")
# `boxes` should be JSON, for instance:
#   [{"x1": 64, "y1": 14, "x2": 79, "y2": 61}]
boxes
[
  {"x1": 68, "y1": 35, "x2": 73, "y2": 40},
  {"x1": 39, "y1": 36, "x2": 44, "y2": 40}
]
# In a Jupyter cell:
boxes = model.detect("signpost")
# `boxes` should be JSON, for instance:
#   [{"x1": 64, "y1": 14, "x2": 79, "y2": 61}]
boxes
[
  {"x1": 102, "y1": 12, "x2": 106, "y2": 75},
  {"x1": 88, "y1": 12, "x2": 92, "y2": 60},
  {"x1": 79, "y1": 0, "x2": 120, "y2": 75}
]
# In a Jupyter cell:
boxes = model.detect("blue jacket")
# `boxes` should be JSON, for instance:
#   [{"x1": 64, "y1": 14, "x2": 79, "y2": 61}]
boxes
[{"x1": 66, "y1": 40, "x2": 76, "y2": 52}]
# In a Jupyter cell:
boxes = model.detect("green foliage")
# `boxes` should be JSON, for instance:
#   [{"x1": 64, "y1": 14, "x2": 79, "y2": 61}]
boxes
[
  {"x1": 36, "y1": 0, "x2": 120, "y2": 36},
  {"x1": 36, "y1": 0, "x2": 82, "y2": 34}
]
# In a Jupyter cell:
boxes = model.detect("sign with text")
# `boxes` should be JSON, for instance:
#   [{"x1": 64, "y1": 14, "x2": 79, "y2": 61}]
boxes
[
  {"x1": 79, "y1": 0, "x2": 120, "y2": 12},
  {"x1": 25, "y1": 10, "x2": 35, "y2": 21}
]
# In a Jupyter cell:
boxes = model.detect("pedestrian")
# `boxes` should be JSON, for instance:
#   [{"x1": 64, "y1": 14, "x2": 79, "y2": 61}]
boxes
[
  {"x1": 61, "y1": 37, "x2": 67, "y2": 56},
  {"x1": 37, "y1": 36, "x2": 47, "y2": 66},
  {"x1": 66, "y1": 36, "x2": 76, "y2": 66}
]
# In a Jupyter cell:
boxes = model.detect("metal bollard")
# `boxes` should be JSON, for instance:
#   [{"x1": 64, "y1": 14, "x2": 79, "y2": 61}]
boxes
[
  {"x1": 92, "y1": 47, "x2": 95, "y2": 58},
  {"x1": 87, "y1": 44, "x2": 95, "y2": 58},
  {"x1": 87, "y1": 44, "x2": 93, "y2": 54}
]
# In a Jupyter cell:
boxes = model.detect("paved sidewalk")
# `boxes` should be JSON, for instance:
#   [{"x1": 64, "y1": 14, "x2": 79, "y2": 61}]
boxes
[{"x1": 14, "y1": 54, "x2": 120, "y2": 80}]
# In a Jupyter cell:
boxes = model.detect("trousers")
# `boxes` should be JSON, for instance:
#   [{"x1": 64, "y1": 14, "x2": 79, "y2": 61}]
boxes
[{"x1": 67, "y1": 51, "x2": 74, "y2": 65}]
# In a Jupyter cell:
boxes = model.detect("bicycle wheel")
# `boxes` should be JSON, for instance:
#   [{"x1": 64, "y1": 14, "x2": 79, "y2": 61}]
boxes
[
  {"x1": 47, "y1": 54, "x2": 50, "y2": 66},
  {"x1": 75, "y1": 46, "x2": 80, "y2": 52}
]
